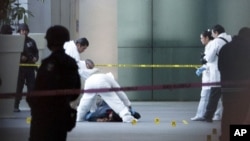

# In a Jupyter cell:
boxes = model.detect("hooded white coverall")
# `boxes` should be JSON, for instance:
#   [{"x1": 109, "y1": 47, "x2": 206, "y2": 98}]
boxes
[
  {"x1": 76, "y1": 72, "x2": 135, "y2": 122},
  {"x1": 192, "y1": 41, "x2": 222, "y2": 120},
  {"x1": 203, "y1": 32, "x2": 232, "y2": 120},
  {"x1": 204, "y1": 33, "x2": 232, "y2": 87},
  {"x1": 63, "y1": 40, "x2": 96, "y2": 80}
]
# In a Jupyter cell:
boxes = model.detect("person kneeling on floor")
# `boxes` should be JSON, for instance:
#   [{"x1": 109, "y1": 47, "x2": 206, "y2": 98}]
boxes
[{"x1": 76, "y1": 59, "x2": 141, "y2": 123}]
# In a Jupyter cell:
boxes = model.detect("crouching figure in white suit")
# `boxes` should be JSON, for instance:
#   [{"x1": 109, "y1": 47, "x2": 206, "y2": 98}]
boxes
[{"x1": 77, "y1": 59, "x2": 139, "y2": 123}]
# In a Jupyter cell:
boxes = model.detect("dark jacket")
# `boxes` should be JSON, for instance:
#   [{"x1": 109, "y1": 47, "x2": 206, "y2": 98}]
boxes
[
  {"x1": 21, "y1": 36, "x2": 39, "y2": 64},
  {"x1": 26, "y1": 49, "x2": 81, "y2": 131}
]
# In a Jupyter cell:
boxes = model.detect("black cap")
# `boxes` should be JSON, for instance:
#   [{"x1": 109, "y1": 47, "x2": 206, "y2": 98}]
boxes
[{"x1": 17, "y1": 23, "x2": 29, "y2": 33}]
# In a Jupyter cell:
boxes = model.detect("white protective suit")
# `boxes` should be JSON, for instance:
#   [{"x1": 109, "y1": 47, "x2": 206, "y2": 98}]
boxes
[
  {"x1": 76, "y1": 71, "x2": 135, "y2": 123},
  {"x1": 64, "y1": 40, "x2": 97, "y2": 80},
  {"x1": 192, "y1": 41, "x2": 222, "y2": 120},
  {"x1": 204, "y1": 33, "x2": 232, "y2": 87},
  {"x1": 63, "y1": 41, "x2": 135, "y2": 122}
]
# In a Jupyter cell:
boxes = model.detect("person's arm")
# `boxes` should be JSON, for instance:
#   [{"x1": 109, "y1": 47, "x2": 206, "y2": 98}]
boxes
[
  {"x1": 204, "y1": 41, "x2": 218, "y2": 63},
  {"x1": 32, "y1": 39, "x2": 39, "y2": 63},
  {"x1": 64, "y1": 41, "x2": 81, "y2": 62},
  {"x1": 78, "y1": 60, "x2": 99, "y2": 80}
]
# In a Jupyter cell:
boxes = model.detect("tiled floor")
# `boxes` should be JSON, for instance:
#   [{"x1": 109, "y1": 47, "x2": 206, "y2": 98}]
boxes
[{"x1": 0, "y1": 101, "x2": 221, "y2": 141}]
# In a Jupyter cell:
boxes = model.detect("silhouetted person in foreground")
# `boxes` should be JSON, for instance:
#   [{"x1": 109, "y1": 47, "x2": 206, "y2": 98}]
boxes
[
  {"x1": 26, "y1": 25, "x2": 81, "y2": 141},
  {"x1": 218, "y1": 27, "x2": 250, "y2": 141}
]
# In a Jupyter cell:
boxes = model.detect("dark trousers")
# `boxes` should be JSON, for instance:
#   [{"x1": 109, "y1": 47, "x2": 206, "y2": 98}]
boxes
[
  {"x1": 29, "y1": 117, "x2": 67, "y2": 141},
  {"x1": 14, "y1": 67, "x2": 35, "y2": 108},
  {"x1": 220, "y1": 89, "x2": 250, "y2": 141},
  {"x1": 204, "y1": 87, "x2": 222, "y2": 120}
]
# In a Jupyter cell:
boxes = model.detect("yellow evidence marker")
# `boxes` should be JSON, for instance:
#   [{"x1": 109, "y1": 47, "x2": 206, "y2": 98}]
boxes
[
  {"x1": 26, "y1": 117, "x2": 32, "y2": 124},
  {"x1": 171, "y1": 120, "x2": 176, "y2": 127},
  {"x1": 131, "y1": 119, "x2": 137, "y2": 125},
  {"x1": 154, "y1": 117, "x2": 160, "y2": 125}
]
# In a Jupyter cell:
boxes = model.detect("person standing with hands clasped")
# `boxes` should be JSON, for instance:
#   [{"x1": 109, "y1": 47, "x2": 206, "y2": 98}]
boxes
[
  {"x1": 26, "y1": 25, "x2": 81, "y2": 141},
  {"x1": 14, "y1": 23, "x2": 39, "y2": 112},
  {"x1": 192, "y1": 30, "x2": 213, "y2": 121},
  {"x1": 197, "y1": 24, "x2": 232, "y2": 122},
  {"x1": 193, "y1": 30, "x2": 223, "y2": 121}
]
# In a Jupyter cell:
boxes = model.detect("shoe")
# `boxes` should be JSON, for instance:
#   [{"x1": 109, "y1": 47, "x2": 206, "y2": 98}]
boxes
[
  {"x1": 212, "y1": 116, "x2": 221, "y2": 121},
  {"x1": 13, "y1": 108, "x2": 21, "y2": 112},
  {"x1": 122, "y1": 115, "x2": 137, "y2": 123},
  {"x1": 201, "y1": 118, "x2": 213, "y2": 122},
  {"x1": 132, "y1": 112, "x2": 141, "y2": 119},
  {"x1": 198, "y1": 117, "x2": 213, "y2": 123},
  {"x1": 129, "y1": 107, "x2": 141, "y2": 119},
  {"x1": 190, "y1": 117, "x2": 205, "y2": 121}
]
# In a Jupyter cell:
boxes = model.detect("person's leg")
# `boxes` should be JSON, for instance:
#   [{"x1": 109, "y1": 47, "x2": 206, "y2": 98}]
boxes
[
  {"x1": 99, "y1": 91, "x2": 135, "y2": 122},
  {"x1": 26, "y1": 69, "x2": 36, "y2": 92},
  {"x1": 29, "y1": 119, "x2": 67, "y2": 141},
  {"x1": 107, "y1": 73, "x2": 131, "y2": 107},
  {"x1": 14, "y1": 69, "x2": 25, "y2": 111},
  {"x1": 213, "y1": 98, "x2": 223, "y2": 120},
  {"x1": 76, "y1": 93, "x2": 97, "y2": 121},
  {"x1": 191, "y1": 88, "x2": 210, "y2": 120},
  {"x1": 204, "y1": 87, "x2": 222, "y2": 122}
]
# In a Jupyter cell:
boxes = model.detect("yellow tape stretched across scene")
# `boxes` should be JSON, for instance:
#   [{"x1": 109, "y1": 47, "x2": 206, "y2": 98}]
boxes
[
  {"x1": 96, "y1": 64, "x2": 200, "y2": 68},
  {"x1": 19, "y1": 63, "x2": 201, "y2": 68}
]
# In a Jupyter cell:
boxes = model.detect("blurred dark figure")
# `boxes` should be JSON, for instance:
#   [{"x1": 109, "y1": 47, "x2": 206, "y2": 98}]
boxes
[
  {"x1": 26, "y1": 25, "x2": 81, "y2": 141},
  {"x1": 218, "y1": 27, "x2": 250, "y2": 141},
  {"x1": 0, "y1": 24, "x2": 13, "y2": 34},
  {"x1": 14, "y1": 23, "x2": 39, "y2": 112}
]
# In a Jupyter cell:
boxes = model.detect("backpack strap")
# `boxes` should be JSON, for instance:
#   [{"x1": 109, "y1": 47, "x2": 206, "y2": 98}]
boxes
[
  {"x1": 216, "y1": 37, "x2": 229, "y2": 56},
  {"x1": 218, "y1": 37, "x2": 229, "y2": 43}
]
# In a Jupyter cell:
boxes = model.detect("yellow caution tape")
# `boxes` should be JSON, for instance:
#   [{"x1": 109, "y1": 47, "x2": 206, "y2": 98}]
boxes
[
  {"x1": 19, "y1": 63, "x2": 201, "y2": 68},
  {"x1": 20, "y1": 64, "x2": 40, "y2": 67},
  {"x1": 96, "y1": 64, "x2": 200, "y2": 68}
]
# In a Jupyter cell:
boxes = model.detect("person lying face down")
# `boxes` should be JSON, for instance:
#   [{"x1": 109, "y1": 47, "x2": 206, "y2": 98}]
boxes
[{"x1": 76, "y1": 59, "x2": 141, "y2": 123}]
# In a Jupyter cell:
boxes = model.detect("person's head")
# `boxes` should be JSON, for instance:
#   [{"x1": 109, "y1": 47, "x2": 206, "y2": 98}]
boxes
[
  {"x1": 17, "y1": 23, "x2": 29, "y2": 36},
  {"x1": 211, "y1": 24, "x2": 225, "y2": 38},
  {"x1": 0, "y1": 24, "x2": 13, "y2": 34},
  {"x1": 75, "y1": 37, "x2": 89, "y2": 53},
  {"x1": 85, "y1": 59, "x2": 95, "y2": 69},
  {"x1": 45, "y1": 25, "x2": 70, "y2": 51},
  {"x1": 238, "y1": 27, "x2": 250, "y2": 39},
  {"x1": 200, "y1": 30, "x2": 213, "y2": 45}
]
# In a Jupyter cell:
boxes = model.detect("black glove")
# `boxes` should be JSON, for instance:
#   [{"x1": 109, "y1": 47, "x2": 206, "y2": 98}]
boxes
[
  {"x1": 200, "y1": 52, "x2": 207, "y2": 64},
  {"x1": 200, "y1": 58, "x2": 207, "y2": 64}
]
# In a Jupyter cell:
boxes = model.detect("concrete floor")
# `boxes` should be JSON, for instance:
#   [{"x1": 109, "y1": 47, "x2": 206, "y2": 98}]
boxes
[{"x1": 0, "y1": 101, "x2": 221, "y2": 141}]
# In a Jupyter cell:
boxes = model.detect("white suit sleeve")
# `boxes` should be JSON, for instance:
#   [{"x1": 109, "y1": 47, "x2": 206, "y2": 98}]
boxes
[
  {"x1": 78, "y1": 60, "x2": 99, "y2": 80},
  {"x1": 204, "y1": 41, "x2": 218, "y2": 63},
  {"x1": 63, "y1": 41, "x2": 80, "y2": 62}
]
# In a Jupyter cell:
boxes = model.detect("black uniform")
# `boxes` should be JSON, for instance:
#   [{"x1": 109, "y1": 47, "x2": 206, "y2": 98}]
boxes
[
  {"x1": 14, "y1": 36, "x2": 39, "y2": 110},
  {"x1": 218, "y1": 27, "x2": 250, "y2": 141},
  {"x1": 26, "y1": 48, "x2": 81, "y2": 141}
]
